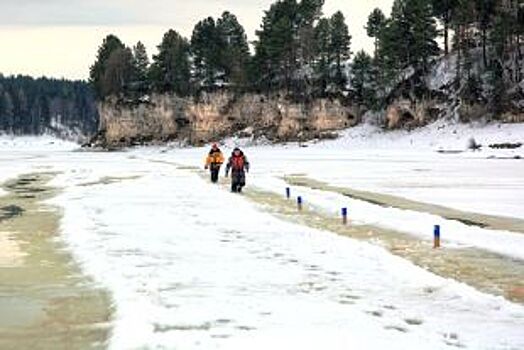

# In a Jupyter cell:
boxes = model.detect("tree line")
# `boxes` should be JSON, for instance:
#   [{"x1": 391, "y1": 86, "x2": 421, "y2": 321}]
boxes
[
  {"x1": 0, "y1": 75, "x2": 98, "y2": 136},
  {"x1": 2, "y1": 0, "x2": 519, "y2": 137},
  {"x1": 90, "y1": 0, "x2": 524, "y2": 116},
  {"x1": 355, "y1": 0, "x2": 523, "y2": 114},
  {"x1": 89, "y1": 0, "x2": 352, "y2": 100}
]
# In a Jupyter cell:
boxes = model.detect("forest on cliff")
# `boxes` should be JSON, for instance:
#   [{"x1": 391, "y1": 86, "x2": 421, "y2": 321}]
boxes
[
  {"x1": 1, "y1": 0, "x2": 523, "y2": 137},
  {"x1": 91, "y1": 0, "x2": 524, "y2": 122}
]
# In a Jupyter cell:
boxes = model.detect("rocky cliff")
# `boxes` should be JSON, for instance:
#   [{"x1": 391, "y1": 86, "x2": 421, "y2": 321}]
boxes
[
  {"x1": 92, "y1": 92, "x2": 359, "y2": 147},
  {"x1": 383, "y1": 54, "x2": 524, "y2": 130},
  {"x1": 91, "y1": 54, "x2": 524, "y2": 148}
]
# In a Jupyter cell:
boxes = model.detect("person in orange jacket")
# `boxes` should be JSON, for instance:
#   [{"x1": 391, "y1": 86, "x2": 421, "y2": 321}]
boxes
[{"x1": 205, "y1": 143, "x2": 225, "y2": 183}]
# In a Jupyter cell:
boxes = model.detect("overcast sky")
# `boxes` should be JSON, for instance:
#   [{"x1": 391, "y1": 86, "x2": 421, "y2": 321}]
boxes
[{"x1": 0, "y1": 0, "x2": 394, "y2": 80}]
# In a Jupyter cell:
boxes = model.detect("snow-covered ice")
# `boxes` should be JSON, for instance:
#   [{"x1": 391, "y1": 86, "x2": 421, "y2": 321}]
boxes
[
  {"x1": 152, "y1": 121, "x2": 524, "y2": 259},
  {"x1": 1, "y1": 121, "x2": 523, "y2": 349},
  {"x1": 52, "y1": 164, "x2": 524, "y2": 350}
]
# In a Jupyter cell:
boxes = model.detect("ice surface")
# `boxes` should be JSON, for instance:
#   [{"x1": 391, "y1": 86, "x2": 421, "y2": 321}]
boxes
[
  {"x1": 173, "y1": 120, "x2": 524, "y2": 219},
  {"x1": 51, "y1": 159, "x2": 524, "y2": 350},
  {"x1": 1, "y1": 122, "x2": 523, "y2": 349}
]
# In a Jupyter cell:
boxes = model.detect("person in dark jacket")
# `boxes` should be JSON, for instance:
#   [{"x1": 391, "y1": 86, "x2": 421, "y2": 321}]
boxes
[
  {"x1": 205, "y1": 143, "x2": 225, "y2": 183},
  {"x1": 225, "y1": 147, "x2": 250, "y2": 193}
]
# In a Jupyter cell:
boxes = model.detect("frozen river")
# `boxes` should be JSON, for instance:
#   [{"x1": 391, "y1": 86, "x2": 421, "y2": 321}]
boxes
[{"x1": 1, "y1": 122, "x2": 524, "y2": 349}]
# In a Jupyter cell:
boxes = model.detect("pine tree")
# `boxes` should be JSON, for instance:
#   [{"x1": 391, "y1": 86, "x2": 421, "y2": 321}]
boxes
[
  {"x1": 132, "y1": 41, "x2": 150, "y2": 89},
  {"x1": 516, "y1": 0, "x2": 524, "y2": 82},
  {"x1": 216, "y1": 11, "x2": 251, "y2": 87},
  {"x1": 101, "y1": 47, "x2": 135, "y2": 97},
  {"x1": 294, "y1": 0, "x2": 324, "y2": 95},
  {"x1": 488, "y1": 7, "x2": 510, "y2": 114},
  {"x1": 252, "y1": 0, "x2": 352, "y2": 96},
  {"x1": 151, "y1": 30, "x2": 191, "y2": 96},
  {"x1": 366, "y1": 8, "x2": 386, "y2": 57},
  {"x1": 329, "y1": 11, "x2": 352, "y2": 91},
  {"x1": 431, "y1": 0, "x2": 459, "y2": 55},
  {"x1": 89, "y1": 35, "x2": 126, "y2": 98},
  {"x1": 313, "y1": 17, "x2": 331, "y2": 94},
  {"x1": 252, "y1": 0, "x2": 299, "y2": 91},
  {"x1": 408, "y1": 0, "x2": 440, "y2": 73},
  {"x1": 488, "y1": 58, "x2": 506, "y2": 115},
  {"x1": 507, "y1": 0, "x2": 523, "y2": 83},
  {"x1": 16, "y1": 88, "x2": 29, "y2": 128},
  {"x1": 370, "y1": 0, "x2": 439, "y2": 105},
  {"x1": 388, "y1": 0, "x2": 411, "y2": 68},
  {"x1": 452, "y1": 0, "x2": 477, "y2": 88},
  {"x1": 297, "y1": 0, "x2": 324, "y2": 66},
  {"x1": 1, "y1": 91, "x2": 15, "y2": 132},
  {"x1": 373, "y1": 1, "x2": 409, "y2": 91},
  {"x1": 475, "y1": 0, "x2": 497, "y2": 67},
  {"x1": 381, "y1": 0, "x2": 439, "y2": 73},
  {"x1": 351, "y1": 50, "x2": 375, "y2": 108},
  {"x1": 376, "y1": 18, "x2": 400, "y2": 79},
  {"x1": 0, "y1": 76, "x2": 98, "y2": 136},
  {"x1": 191, "y1": 17, "x2": 221, "y2": 87}
]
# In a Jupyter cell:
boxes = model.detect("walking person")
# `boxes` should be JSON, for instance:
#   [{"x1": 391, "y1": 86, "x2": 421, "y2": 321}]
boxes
[
  {"x1": 205, "y1": 143, "x2": 225, "y2": 183},
  {"x1": 225, "y1": 147, "x2": 250, "y2": 193}
]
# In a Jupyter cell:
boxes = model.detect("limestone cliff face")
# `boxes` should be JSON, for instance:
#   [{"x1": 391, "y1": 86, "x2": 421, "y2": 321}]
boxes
[
  {"x1": 385, "y1": 99, "x2": 442, "y2": 129},
  {"x1": 95, "y1": 92, "x2": 358, "y2": 147},
  {"x1": 385, "y1": 97, "x2": 524, "y2": 129},
  {"x1": 98, "y1": 95, "x2": 188, "y2": 144}
]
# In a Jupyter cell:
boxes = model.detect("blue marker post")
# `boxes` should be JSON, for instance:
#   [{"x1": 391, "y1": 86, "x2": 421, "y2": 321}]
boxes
[
  {"x1": 297, "y1": 196, "x2": 303, "y2": 211},
  {"x1": 433, "y1": 225, "x2": 441, "y2": 249},
  {"x1": 286, "y1": 187, "x2": 291, "y2": 199},
  {"x1": 342, "y1": 208, "x2": 348, "y2": 225}
]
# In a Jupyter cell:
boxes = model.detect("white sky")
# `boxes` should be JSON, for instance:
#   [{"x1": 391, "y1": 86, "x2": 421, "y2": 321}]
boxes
[{"x1": 0, "y1": 0, "x2": 394, "y2": 80}]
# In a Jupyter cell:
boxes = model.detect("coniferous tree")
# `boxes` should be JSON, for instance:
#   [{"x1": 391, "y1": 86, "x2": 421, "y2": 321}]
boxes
[
  {"x1": 516, "y1": 0, "x2": 524, "y2": 82},
  {"x1": 89, "y1": 35, "x2": 126, "y2": 98},
  {"x1": 191, "y1": 17, "x2": 221, "y2": 87},
  {"x1": 376, "y1": 18, "x2": 400, "y2": 79},
  {"x1": 431, "y1": 0, "x2": 459, "y2": 55},
  {"x1": 15, "y1": 89, "x2": 29, "y2": 127},
  {"x1": 1, "y1": 91, "x2": 15, "y2": 132},
  {"x1": 408, "y1": 0, "x2": 440, "y2": 73},
  {"x1": 452, "y1": 0, "x2": 477, "y2": 88},
  {"x1": 252, "y1": 0, "x2": 299, "y2": 92},
  {"x1": 132, "y1": 41, "x2": 150, "y2": 91},
  {"x1": 313, "y1": 17, "x2": 332, "y2": 94},
  {"x1": 370, "y1": 0, "x2": 439, "y2": 105},
  {"x1": 374, "y1": 2, "x2": 409, "y2": 92},
  {"x1": 379, "y1": 0, "x2": 412, "y2": 73},
  {"x1": 295, "y1": 0, "x2": 324, "y2": 95},
  {"x1": 150, "y1": 30, "x2": 192, "y2": 96},
  {"x1": 0, "y1": 75, "x2": 98, "y2": 136},
  {"x1": 475, "y1": 0, "x2": 497, "y2": 67},
  {"x1": 252, "y1": 0, "x2": 352, "y2": 96},
  {"x1": 351, "y1": 50, "x2": 375, "y2": 108},
  {"x1": 507, "y1": 0, "x2": 523, "y2": 83},
  {"x1": 216, "y1": 11, "x2": 251, "y2": 87},
  {"x1": 296, "y1": 0, "x2": 324, "y2": 66},
  {"x1": 101, "y1": 47, "x2": 135, "y2": 97},
  {"x1": 366, "y1": 8, "x2": 386, "y2": 57},
  {"x1": 487, "y1": 4, "x2": 511, "y2": 114},
  {"x1": 329, "y1": 11, "x2": 352, "y2": 91},
  {"x1": 378, "y1": 0, "x2": 439, "y2": 74}
]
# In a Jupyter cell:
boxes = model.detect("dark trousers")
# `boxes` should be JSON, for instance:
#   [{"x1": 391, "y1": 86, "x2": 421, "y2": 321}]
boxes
[
  {"x1": 231, "y1": 170, "x2": 246, "y2": 192},
  {"x1": 210, "y1": 164, "x2": 221, "y2": 183}
]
